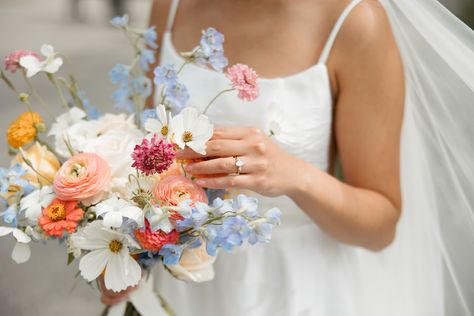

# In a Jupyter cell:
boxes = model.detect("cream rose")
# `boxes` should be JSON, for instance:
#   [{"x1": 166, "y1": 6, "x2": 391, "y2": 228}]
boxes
[
  {"x1": 167, "y1": 243, "x2": 216, "y2": 283},
  {"x1": 14, "y1": 142, "x2": 60, "y2": 186}
]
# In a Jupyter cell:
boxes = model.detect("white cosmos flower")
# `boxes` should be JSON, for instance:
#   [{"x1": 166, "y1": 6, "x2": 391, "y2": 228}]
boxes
[
  {"x1": 71, "y1": 221, "x2": 141, "y2": 292},
  {"x1": 144, "y1": 104, "x2": 173, "y2": 141},
  {"x1": 19, "y1": 44, "x2": 63, "y2": 78},
  {"x1": 20, "y1": 186, "x2": 56, "y2": 224},
  {"x1": 0, "y1": 227, "x2": 32, "y2": 263},
  {"x1": 94, "y1": 196, "x2": 143, "y2": 228},
  {"x1": 171, "y1": 107, "x2": 213, "y2": 155}
]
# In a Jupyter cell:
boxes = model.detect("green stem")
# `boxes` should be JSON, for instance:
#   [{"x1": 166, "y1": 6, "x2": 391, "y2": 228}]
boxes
[
  {"x1": 18, "y1": 147, "x2": 53, "y2": 184},
  {"x1": 157, "y1": 293, "x2": 177, "y2": 316},
  {"x1": 21, "y1": 71, "x2": 54, "y2": 119},
  {"x1": 0, "y1": 70, "x2": 18, "y2": 93},
  {"x1": 47, "y1": 73, "x2": 69, "y2": 110},
  {"x1": 202, "y1": 88, "x2": 235, "y2": 115}
]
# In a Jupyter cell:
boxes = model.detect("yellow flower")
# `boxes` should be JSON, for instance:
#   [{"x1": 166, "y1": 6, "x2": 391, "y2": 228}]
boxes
[
  {"x1": 6, "y1": 112, "x2": 43, "y2": 149},
  {"x1": 13, "y1": 142, "x2": 60, "y2": 186}
]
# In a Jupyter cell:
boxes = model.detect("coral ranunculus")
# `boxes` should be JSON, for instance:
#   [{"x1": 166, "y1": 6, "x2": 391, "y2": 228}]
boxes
[
  {"x1": 39, "y1": 199, "x2": 84, "y2": 237},
  {"x1": 54, "y1": 152, "x2": 110, "y2": 201},
  {"x1": 134, "y1": 219, "x2": 180, "y2": 252},
  {"x1": 14, "y1": 142, "x2": 60, "y2": 186},
  {"x1": 153, "y1": 175, "x2": 208, "y2": 206},
  {"x1": 7, "y1": 112, "x2": 43, "y2": 149}
]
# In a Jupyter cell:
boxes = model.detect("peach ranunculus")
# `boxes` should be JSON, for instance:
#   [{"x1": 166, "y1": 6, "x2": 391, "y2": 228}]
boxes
[
  {"x1": 156, "y1": 161, "x2": 184, "y2": 181},
  {"x1": 167, "y1": 242, "x2": 216, "y2": 282},
  {"x1": 14, "y1": 142, "x2": 60, "y2": 186},
  {"x1": 54, "y1": 152, "x2": 110, "y2": 201},
  {"x1": 39, "y1": 199, "x2": 84, "y2": 237},
  {"x1": 153, "y1": 175, "x2": 208, "y2": 206}
]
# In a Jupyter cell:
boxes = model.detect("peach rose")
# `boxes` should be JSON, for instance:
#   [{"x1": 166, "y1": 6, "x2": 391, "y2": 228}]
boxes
[
  {"x1": 14, "y1": 142, "x2": 60, "y2": 186},
  {"x1": 167, "y1": 242, "x2": 216, "y2": 283},
  {"x1": 154, "y1": 175, "x2": 208, "y2": 206},
  {"x1": 54, "y1": 152, "x2": 110, "y2": 201}
]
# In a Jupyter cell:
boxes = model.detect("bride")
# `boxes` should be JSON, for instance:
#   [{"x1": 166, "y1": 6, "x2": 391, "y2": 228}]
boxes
[{"x1": 99, "y1": 0, "x2": 474, "y2": 315}]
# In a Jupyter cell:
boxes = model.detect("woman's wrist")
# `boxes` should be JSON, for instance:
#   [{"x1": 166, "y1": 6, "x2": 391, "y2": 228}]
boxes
[{"x1": 282, "y1": 156, "x2": 313, "y2": 200}]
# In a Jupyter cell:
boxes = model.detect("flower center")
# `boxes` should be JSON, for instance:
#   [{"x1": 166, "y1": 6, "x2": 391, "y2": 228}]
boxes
[
  {"x1": 182, "y1": 131, "x2": 193, "y2": 143},
  {"x1": 71, "y1": 162, "x2": 86, "y2": 178},
  {"x1": 8, "y1": 184, "x2": 22, "y2": 194},
  {"x1": 109, "y1": 240, "x2": 123, "y2": 253},
  {"x1": 161, "y1": 125, "x2": 169, "y2": 136},
  {"x1": 48, "y1": 204, "x2": 66, "y2": 221}
]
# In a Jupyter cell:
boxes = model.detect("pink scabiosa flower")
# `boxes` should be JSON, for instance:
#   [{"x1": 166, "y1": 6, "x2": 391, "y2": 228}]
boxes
[
  {"x1": 4, "y1": 50, "x2": 40, "y2": 73},
  {"x1": 226, "y1": 64, "x2": 260, "y2": 101},
  {"x1": 54, "y1": 153, "x2": 111, "y2": 201},
  {"x1": 131, "y1": 134, "x2": 176, "y2": 176}
]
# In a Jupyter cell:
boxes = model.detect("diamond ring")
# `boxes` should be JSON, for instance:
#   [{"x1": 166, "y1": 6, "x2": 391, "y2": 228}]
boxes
[{"x1": 234, "y1": 156, "x2": 245, "y2": 175}]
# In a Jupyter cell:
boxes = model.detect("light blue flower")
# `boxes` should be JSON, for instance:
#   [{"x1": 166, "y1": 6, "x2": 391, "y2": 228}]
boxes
[
  {"x1": 129, "y1": 76, "x2": 152, "y2": 97},
  {"x1": 165, "y1": 81, "x2": 189, "y2": 112},
  {"x1": 77, "y1": 91, "x2": 100, "y2": 119},
  {"x1": 141, "y1": 108, "x2": 158, "y2": 126},
  {"x1": 233, "y1": 194, "x2": 259, "y2": 218},
  {"x1": 109, "y1": 64, "x2": 130, "y2": 84},
  {"x1": 110, "y1": 14, "x2": 129, "y2": 28},
  {"x1": 159, "y1": 244, "x2": 184, "y2": 265},
  {"x1": 210, "y1": 197, "x2": 233, "y2": 215},
  {"x1": 248, "y1": 222, "x2": 274, "y2": 245},
  {"x1": 139, "y1": 48, "x2": 156, "y2": 72},
  {"x1": 0, "y1": 164, "x2": 34, "y2": 195},
  {"x1": 154, "y1": 64, "x2": 178, "y2": 86},
  {"x1": 112, "y1": 86, "x2": 135, "y2": 113},
  {"x1": 137, "y1": 251, "x2": 160, "y2": 269},
  {"x1": 200, "y1": 28, "x2": 225, "y2": 52},
  {"x1": 266, "y1": 207, "x2": 282, "y2": 226},
  {"x1": 144, "y1": 26, "x2": 159, "y2": 49},
  {"x1": 176, "y1": 201, "x2": 209, "y2": 231},
  {"x1": 208, "y1": 50, "x2": 228, "y2": 72},
  {"x1": 0, "y1": 204, "x2": 19, "y2": 227},
  {"x1": 217, "y1": 216, "x2": 250, "y2": 252}
]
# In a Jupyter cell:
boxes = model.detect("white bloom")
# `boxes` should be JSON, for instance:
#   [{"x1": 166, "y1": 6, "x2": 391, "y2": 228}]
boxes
[
  {"x1": 71, "y1": 221, "x2": 141, "y2": 292},
  {"x1": 66, "y1": 235, "x2": 82, "y2": 259},
  {"x1": 51, "y1": 119, "x2": 96, "y2": 158},
  {"x1": 266, "y1": 101, "x2": 285, "y2": 137},
  {"x1": 0, "y1": 227, "x2": 32, "y2": 263},
  {"x1": 171, "y1": 107, "x2": 213, "y2": 155},
  {"x1": 20, "y1": 186, "x2": 56, "y2": 224},
  {"x1": 19, "y1": 44, "x2": 63, "y2": 78},
  {"x1": 144, "y1": 104, "x2": 173, "y2": 141},
  {"x1": 94, "y1": 196, "x2": 143, "y2": 228},
  {"x1": 146, "y1": 206, "x2": 173, "y2": 233},
  {"x1": 48, "y1": 107, "x2": 87, "y2": 138}
]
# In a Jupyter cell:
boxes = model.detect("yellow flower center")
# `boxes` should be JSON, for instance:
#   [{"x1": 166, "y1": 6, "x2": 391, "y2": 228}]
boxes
[
  {"x1": 8, "y1": 184, "x2": 22, "y2": 194},
  {"x1": 71, "y1": 162, "x2": 86, "y2": 178},
  {"x1": 109, "y1": 240, "x2": 123, "y2": 253},
  {"x1": 182, "y1": 131, "x2": 193, "y2": 143},
  {"x1": 48, "y1": 204, "x2": 66, "y2": 222},
  {"x1": 161, "y1": 125, "x2": 169, "y2": 136}
]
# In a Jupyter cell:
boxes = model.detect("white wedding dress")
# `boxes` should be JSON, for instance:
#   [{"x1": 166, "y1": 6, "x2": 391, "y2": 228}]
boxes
[{"x1": 153, "y1": 0, "x2": 474, "y2": 315}]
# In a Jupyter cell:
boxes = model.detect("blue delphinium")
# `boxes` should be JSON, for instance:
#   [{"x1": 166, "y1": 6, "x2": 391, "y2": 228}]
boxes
[
  {"x1": 109, "y1": 64, "x2": 130, "y2": 84},
  {"x1": 266, "y1": 207, "x2": 282, "y2": 225},
  {"x1": 141, "y1": 108, "x2": 158, "y2": 126},
  {"x1": 248, "y1": 222, "x2": 274, "y2": 245},
  {"x1": 0, "y1": 204, "x2": 19, "y2": 227},
  {"x1": 0, "y1": 164, "x2": 34, "y2": 195},
  {"x1": 137, "y1": 251, "x2": 161, "y2": 269},
  {"x1": 216, "y1": 215, "x2": 250, "y2": 252},
  {"x1": 176, "y1": 201, "x2": 209, "y2": 232},
  {"x1": 77, "y1": 91, "x2": 100, "y2": 119},
  {"x1": 159, "y1": 244, "x2": 184, "y2": 265},
  {"x1": 154, "y1": 64, "x2": 178, "y2": 86},
  {"x1": 165, "y1": 81, "x2": 190, "y2": 112},
  {"x1": 233, "y1": 194, "x2": 259, "y2": 218},
  {"x1": 195, "y1": 27, "x2": 228, "y2": 72},
  {"x1": 144, "y1": 26, "x2": 159, "y2": 49},
  {"x1": 200, "y1": 27, "x2": 225, "y2": 52},
  {"x1": 139, "y1": 48, "x2": 156, "y2": 72},
  {"x1": 110, "y1": 14, "x2": 129, "y2": 28}
]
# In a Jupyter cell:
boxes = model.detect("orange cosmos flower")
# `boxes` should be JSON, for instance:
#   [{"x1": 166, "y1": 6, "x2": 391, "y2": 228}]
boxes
[{"x1": 38, "y1": 199, "x2": 84, "y2": 237}]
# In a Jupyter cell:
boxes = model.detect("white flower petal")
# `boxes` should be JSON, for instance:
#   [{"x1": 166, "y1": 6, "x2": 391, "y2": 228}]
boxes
[
  {"x1": 42, "y1": 57, "x2": 63, "y2": 74},
  {"x1": 12, "y1": 242, "x2": 31, "y2": 264},
  {"x1": 0, "y1": 227, "x2": 15, "y2": 237},
  {"x1": 19, "y1": 56, "x2": 41, "y2": 78},
  {"x1": 79, "y1": 249, "x2": 110, "y2": 282},
  {"x1": 103, "y1": 212, "x2": 123, "y2": 228},
  {"x1": 40, "y1": 44, "x2": 55, "y2": 57},
  {"x1": 104, "y1": 253, "x2": 129, "y2": 292},
  {"x1": 120, "y1": 206, "x2": 143, "y2": 223},
  {"x1": 121, "y1": 251, "x2": 141, "y2": 286},
  {"x1": 187, "y1": 140, "x2": 207, "y2": 155},
  {"x1": 144, "y1": 118, "x2": 161, "y2": 134},
  {"x1": 12, "y1": 229, "x2": 31, "y2": 243}
]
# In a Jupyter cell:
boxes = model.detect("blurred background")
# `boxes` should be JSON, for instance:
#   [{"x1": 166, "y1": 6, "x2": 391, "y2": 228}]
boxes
[{"x1": 0, "y1": 0, "x2": 472, "y2": 315}]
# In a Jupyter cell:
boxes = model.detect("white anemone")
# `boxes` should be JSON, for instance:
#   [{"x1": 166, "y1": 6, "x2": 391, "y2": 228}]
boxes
[
  {"x1": 171, "y1": 107, "x2": 213, "y2": 155},
  {"x1": 71, "y1": 221, "x2": 141, "y2": 292},
  {"x1": 19, "y1": 44, "x2": 63, "y2": 78},
  {"x1": 144, "y1": 104, "x2": 173, "y2": 141},
  {"x1": 94, "y1": 196, "x2": 143, "y2": 228},
  {"x1": 0, "y1": 227, "x2": 32, "y2": 263}
]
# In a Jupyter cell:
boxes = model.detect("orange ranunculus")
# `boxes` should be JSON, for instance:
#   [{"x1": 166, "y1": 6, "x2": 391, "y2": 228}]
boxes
[
  {"x1": 39, "y1": 199, "x2": 84, "y2": 237},
  {"x1": 14, "y1": 142, "x2": 60, "y2": 186},
  {"x1": 6, "y1": 112, "x2": 43, "y2": 149},
  {"x1": 153, "y1": 175, "x2": 208, "y2": 206}
]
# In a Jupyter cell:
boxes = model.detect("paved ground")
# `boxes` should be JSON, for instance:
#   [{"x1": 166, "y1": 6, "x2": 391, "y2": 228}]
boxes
[{"x1": 0, "y1": 0, "x2": 150, "y2": 315}]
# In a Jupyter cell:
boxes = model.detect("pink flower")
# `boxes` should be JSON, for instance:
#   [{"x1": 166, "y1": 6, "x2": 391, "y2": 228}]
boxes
[
  {"x1": 154, "y1": 175, "x2": 208, "y2": 206},
  {"x1": 134, "y1": 219, "x2": 181, "y2": 251},
  {"x1": 4, "y1": 50, "x2": 40, "y2": 74},
  {"x1": 132, "y1": 134, "x2": 176, "y2": 176},
  {"x1": 54, "y1": 153, "x2": 111, "y2": 201},
  {"x1": 226, "y1": 64, "x2": 260, "y2": 101}
]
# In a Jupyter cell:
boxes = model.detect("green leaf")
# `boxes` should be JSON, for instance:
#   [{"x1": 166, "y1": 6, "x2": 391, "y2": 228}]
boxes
[{"x1": 67, "y1": 252, "x2": 75, "y2": 265}]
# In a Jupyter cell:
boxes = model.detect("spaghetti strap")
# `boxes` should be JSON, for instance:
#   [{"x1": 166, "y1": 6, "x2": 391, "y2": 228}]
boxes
[
  {"x1": 318, "y1": 0, "x2": 364, "y2": 64},
  {"x1": 165, "y1": 0, "x2": 180, "y2": 33}
]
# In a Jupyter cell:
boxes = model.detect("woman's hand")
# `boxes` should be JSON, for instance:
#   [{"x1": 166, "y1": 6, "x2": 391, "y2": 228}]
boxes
[
  {"x1": 97, "y1": 274, "x2": 137, "y2": 305},
  {"x1": 177, "y1": 126, "x2": 299, "y2": 197}
]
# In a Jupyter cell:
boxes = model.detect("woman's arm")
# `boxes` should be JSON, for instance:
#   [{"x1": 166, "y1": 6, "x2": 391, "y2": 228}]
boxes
[{"x1": 181, "y1": 2, "x2": 405, "y2": 252}]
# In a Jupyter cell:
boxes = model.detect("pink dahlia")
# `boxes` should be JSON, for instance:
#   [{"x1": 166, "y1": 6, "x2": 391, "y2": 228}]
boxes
[
  {"x1": 226, "y1": 64, "x2": 260, "y2": 101},
  {"x1": 4, "y1": 50, "x2": 40, "y2": 74},
  {"x1": 131, "y1": 134, "x2": 176, "y2": 176},
  {"x1": 134, "y1": 219, "x2": 181, "y2": 251}
]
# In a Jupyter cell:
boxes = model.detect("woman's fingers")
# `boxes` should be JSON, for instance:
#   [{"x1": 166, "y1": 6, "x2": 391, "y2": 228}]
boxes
[
  {"x1": 195, "y1": 174, "x2": 253, "y2": 189},
  {"x1": 176, "y1": 139, "x2": 248, "y2": 160},
  {"x1": 211, "y1": 126, "x2": 259, "y2": 140},
  {"x1": 187, "y1": 156, "x2": 260, "y2": 175}
]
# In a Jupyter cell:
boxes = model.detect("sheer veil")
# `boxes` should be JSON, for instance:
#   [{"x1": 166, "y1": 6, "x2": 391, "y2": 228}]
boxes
[{"x1": 379, "y1": 0, "x2": 474, "y2": 314}]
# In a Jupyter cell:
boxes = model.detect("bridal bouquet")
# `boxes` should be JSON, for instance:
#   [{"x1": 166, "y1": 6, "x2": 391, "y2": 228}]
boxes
[{"x1": 0, "y1": 15, "x2": 280, "y2": 316}]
